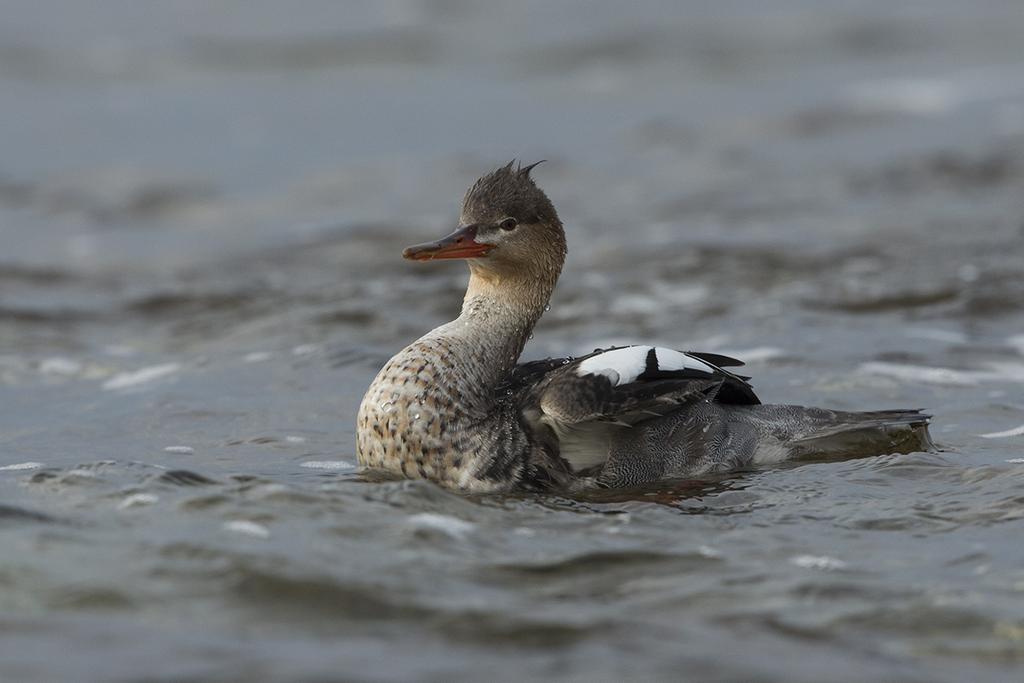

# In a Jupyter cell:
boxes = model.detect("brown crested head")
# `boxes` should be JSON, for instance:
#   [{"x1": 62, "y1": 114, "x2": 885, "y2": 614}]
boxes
[
  {"x1": 403, "y1": 161, "x2": 566, "y2": 283},
  {"x1": 460, "y1": 160, "x2": 557, "y2": 229}
]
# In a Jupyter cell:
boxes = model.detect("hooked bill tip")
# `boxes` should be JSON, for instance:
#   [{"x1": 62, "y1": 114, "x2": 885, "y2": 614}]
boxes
[{"x1": 402, "y1": 245, "x2": 433, "y2": 260}]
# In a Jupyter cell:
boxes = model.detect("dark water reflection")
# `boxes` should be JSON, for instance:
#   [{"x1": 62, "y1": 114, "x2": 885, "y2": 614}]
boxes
[{"x1": 3, "y1": 1, "x2": 1024, "y2": 681}]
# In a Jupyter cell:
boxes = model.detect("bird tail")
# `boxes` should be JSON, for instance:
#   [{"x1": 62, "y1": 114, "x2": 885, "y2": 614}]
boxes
[{"x1": 781, "y1": 407, "x2": 934, "y2": 459}]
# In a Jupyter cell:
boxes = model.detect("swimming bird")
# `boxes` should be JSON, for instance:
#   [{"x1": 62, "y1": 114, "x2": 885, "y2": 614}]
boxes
[{"x1": 356, "y1": 162, "x2": 932, "y2": 492}]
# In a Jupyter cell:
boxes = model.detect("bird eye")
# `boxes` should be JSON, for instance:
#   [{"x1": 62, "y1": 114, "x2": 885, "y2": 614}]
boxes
[{"x1": 500, "y1": 217, "x2": 518, "y2": 231}]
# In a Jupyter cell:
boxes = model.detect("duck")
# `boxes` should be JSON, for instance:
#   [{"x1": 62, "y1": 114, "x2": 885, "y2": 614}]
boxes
[{"x1": 356, "y1": 161, "x2": 933, "y2": 492}]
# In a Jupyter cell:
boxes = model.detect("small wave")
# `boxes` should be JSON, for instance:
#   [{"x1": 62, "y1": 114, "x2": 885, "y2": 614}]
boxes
[
  {"x1": 859, "y1": 361, "x2": 979, "y2": 386},
  {"x1": 494, "y1": 550, "x2": 718, "y2": 578},
  {"x1": 860, "y1": 361, "x2": 1024, "y2": 386},
  {"x1": 790, "y1": 554, "x2": 848, "y2": 571},
  {"x1": 406, "y1": 512, "x2": 475, "y2": 539},
  {"x1": 300, "y1": 460, "x2": 354, "y2": 470},
  {"x1": 979, "y1": 424, "x2": 1024, "y2": 439},
  {"x1": 904, "y1": 328, "x2": 967, "y2": 344},
  {"x1": 38, "y1": 357, "x2": 83, "y2": 376},
  {"x1": 102, "y1": 363, "x2": 180, "y2": 390},
  {"x1": 223, "y1": 520, "x2": 270, "y2": 538},
  {"x1": 292, "y1": 344, "x2": 321, "y2": 356},
  {"x1": 117, "y1": 493, "x2": 159, "y2": 510},
  {"x1": 157, "y1": 470, "x2": 219, "y2": 487},
  {"x1": 0, "y1": 462, "x2": 45, "y2": 471},
  {"x1": 0, "y1": 503, "x2": 57, "y2": 523}
]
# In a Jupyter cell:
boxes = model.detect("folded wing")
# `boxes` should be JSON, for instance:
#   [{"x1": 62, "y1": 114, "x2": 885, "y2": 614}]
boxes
[{"x1": 510, "y1": 345, "x2": 760, "y2": 472}]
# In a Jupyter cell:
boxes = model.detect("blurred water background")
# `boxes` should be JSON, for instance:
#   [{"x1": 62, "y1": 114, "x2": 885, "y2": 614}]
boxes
[{"x1": 2, "y1": 1, "x2": 1024, "y2": 681}]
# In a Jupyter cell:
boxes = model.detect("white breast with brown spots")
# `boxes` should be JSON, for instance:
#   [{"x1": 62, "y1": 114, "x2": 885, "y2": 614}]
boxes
[{"x1": 356, "y1": 327, "x2": 499, "y2": 489}]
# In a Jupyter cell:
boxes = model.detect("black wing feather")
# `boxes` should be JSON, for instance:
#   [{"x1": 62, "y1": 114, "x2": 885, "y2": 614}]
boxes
[{"x1": 685, "y1": 351, "x2": 746, "y2": 368}]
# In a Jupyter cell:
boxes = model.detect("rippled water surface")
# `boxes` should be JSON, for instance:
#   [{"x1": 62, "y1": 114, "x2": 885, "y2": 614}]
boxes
[{"x1": 3, "y1": 1, "x2": 1024, "y2": 681}]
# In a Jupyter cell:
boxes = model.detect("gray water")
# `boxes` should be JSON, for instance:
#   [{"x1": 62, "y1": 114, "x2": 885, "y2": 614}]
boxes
[{"x1": 2, "y1": 1, "x2": 1024, "y2": 681}]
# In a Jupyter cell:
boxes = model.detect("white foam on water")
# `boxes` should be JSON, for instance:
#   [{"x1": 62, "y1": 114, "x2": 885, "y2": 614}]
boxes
[
  {"x1": 66, "y1": 468, "x2": 98, "y2": 478},
  {"x1": 223, "y1": 520, "x2": 270, "y2": 538},
  {"x1": 39, "y1": 357, "x2": 82, "y2": 376},
  {"x1": 243, "y1": 351, "x2": 273, "y2": 363},
  {"x1": 102, "y1": 363, "x2": 180, "y2": 390},
  {"x1": 406, "y1": 512, "x2": 475, "y2": 539},
  {"x1": 980, "y1": 424, "x2": 1024, "y2": 439},
  {"x1": 118, "y1": 493, "x2": 159, "y2": 510},
  {"x1": 285, "y1": 435, "x2": 307, "y2": 444},
  {"x1": 291, "y1": 344, "x2": 320, "y2": 356},
  {"x1": 299, "y1": 460, "x2": 354, "y2": 470},
  {"x1": 791, "y1": 555, "x2": 848, "y2": 571},
  {"x1": 0, "y1": 462, "x2": 45, "y2": 471},
  {"x1": 163, "y1": 446, "x2": 195, "y2": 454},
  {"x1": 1005, "y1": 458, "x2": 1024, "y2": 464}
]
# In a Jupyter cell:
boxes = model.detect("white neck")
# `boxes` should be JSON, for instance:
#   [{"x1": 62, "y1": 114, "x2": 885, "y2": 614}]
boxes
[{"x1": 428, "y1": 266, "x2": 556, "y2": 402}]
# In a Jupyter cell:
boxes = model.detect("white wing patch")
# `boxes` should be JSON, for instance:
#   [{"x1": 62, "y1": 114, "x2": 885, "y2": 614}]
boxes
[
  {"x1": 576, "y1": 346, "x2": 716, "y2": 386},
  {"x1": 575, "y1": 347, "x2": 646, "y2": 385}
]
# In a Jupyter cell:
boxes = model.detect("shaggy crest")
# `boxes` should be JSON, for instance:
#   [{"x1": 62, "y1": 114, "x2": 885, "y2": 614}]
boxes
[{"x1": 461, "y1": 160, "x2": 557, "y2": 226}]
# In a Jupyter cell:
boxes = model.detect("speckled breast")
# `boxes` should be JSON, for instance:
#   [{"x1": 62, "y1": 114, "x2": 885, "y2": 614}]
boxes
[{"x1": 356, "y1": 340, "x2": 473, "y2": 487}]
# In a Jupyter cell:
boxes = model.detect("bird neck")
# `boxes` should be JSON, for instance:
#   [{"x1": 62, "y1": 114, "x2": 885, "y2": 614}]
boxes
[{"x1": 445, "y1": 264, "x2": 558, "y2": 394}]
